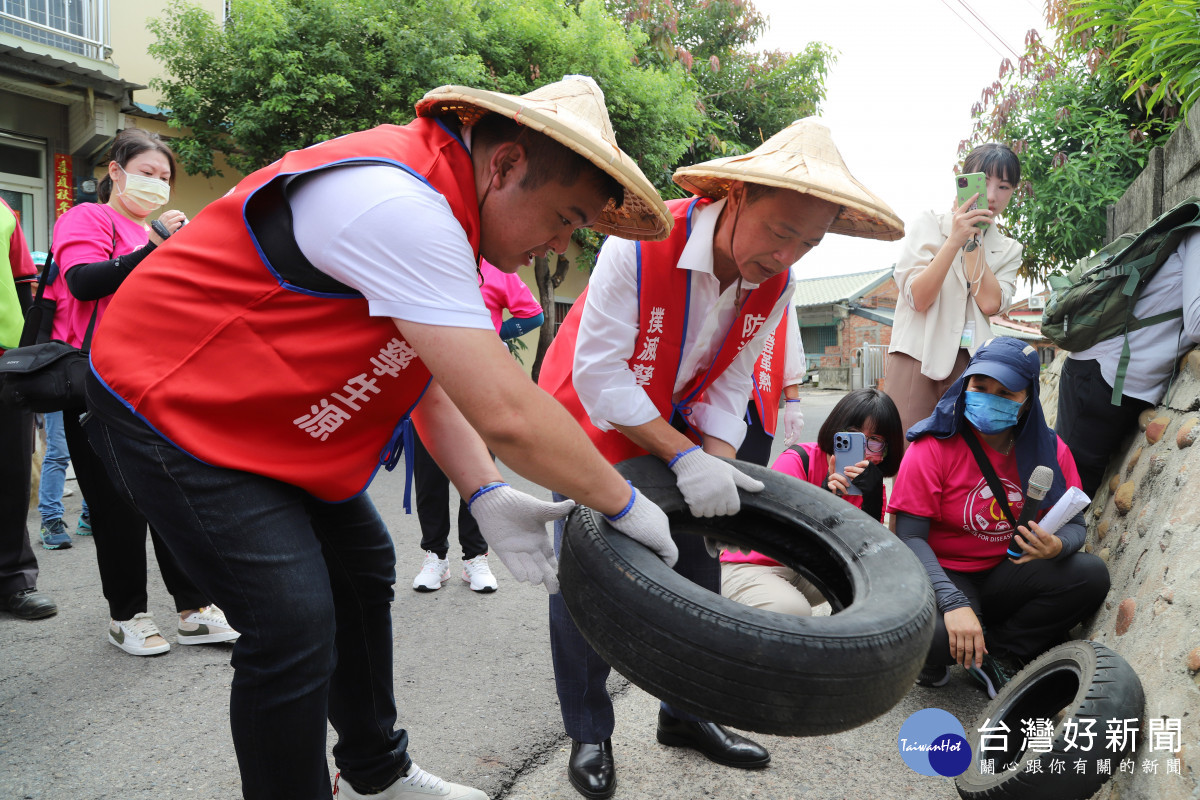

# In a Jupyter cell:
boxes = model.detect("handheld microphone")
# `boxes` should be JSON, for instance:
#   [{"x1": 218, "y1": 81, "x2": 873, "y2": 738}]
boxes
[{"x1": 1008, "y1": 465, "x2": 1054, "y2": 558}]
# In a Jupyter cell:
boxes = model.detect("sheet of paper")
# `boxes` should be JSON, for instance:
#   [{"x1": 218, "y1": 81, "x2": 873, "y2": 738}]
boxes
[{"x1": 1037, "y1": 486, "x2": 1091, "y2": 535}]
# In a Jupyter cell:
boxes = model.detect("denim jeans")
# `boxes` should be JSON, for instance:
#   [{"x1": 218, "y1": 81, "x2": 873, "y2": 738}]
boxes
[
  {"x1": 86, "y1": 412, "x2": 410, "y2": 800},
  {"x1": 38, "y1": 411, "x2": 90, "y2": 524}
]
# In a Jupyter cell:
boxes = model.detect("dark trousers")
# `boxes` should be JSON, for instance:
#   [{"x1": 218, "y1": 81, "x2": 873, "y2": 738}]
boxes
[
  {"x1": 411, "y1": 432, "x2": 486, "y2": 560},
  {"x1": 86, "y1": 410, "x2": 409, "y2": 800},
  {"x1": 926, "y1": 552, "x2": 1110, "y2": 665},
  {"x1": 0, "y1": 405, "x2": 38, "y2": 595},
  {"x1": 1056, "y1": 357, "x2": 1152, "y2": 499},
  {"x1": 63, "y1": 409, "x2": 206, "y2": 620},
  {"x1": 736, "y1": 400, "x2": 773, "y2": 467},
  {"x1": 548, "y1": 495, "x2": 716, "y2": 743}
]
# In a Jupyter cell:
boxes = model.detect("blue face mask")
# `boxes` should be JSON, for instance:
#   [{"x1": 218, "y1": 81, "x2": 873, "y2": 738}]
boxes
[{"x1": 963, "y1": 390, "x2": 1023, "y2": 434}]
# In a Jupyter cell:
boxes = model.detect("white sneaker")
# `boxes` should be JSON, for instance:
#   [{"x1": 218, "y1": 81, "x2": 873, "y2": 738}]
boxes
[
  {"x1": 461, "y1": 554, "x2": 498, "y2": 593},
  {"x1": 177, "y1": 604, "x2": 241, "y2": 645},
  {"x1": 412, "y1": 552, "x2": 450, "y2": 592},
  {"x1": 109, "y1": 612, "x2": 170, "y2": 656},
  {"x1": 334, "y1": 762, "x2": 487, "y2": 799}
]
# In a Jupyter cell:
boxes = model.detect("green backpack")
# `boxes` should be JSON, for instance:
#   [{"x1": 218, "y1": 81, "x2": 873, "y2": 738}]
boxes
[{"x1": 1041, "y1": 196, "x2": 1200, "y2": 404}]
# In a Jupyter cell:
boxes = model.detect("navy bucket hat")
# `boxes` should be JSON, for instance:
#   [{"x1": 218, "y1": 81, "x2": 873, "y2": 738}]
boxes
[{"x1": 907, "y1": 336, "x2": 1068, "y2": 508}]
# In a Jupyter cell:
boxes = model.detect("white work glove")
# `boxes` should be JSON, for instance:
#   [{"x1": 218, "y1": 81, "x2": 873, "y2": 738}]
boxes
[
  {"x1": 780, "y1": 398, "x2": 805, "y2": 447},
  {"x1": 468, "y1": 483, "x2": 571, "y2": 594},
  {"x1": 603, "y1": 485, "x2": 679, "y2": 567},
  {"x1": 668, "y1": 445, "x2": 765, "y2": 518}
]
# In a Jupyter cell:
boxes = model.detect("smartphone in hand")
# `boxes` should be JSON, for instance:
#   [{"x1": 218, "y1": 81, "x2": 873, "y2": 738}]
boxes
[
  {"x1": 833, "y1": 431, "x2": 866, "y2": 496},
  {"x1": 955, "y1": 171, "x2": 989, "y2": 229}
]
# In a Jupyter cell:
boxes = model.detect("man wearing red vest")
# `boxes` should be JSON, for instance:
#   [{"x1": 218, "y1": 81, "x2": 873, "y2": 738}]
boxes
[
  {"x1": 538, "y1": 119, "x2": 904, "y2": 799},
  {"x1": 83, "y1": 77, "x2": 679, "y2": 800}
]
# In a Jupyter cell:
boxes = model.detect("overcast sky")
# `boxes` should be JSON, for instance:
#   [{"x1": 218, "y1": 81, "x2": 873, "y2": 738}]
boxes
[{"x1": 750, "y1": 0, "x2": 1047, "y2": 297}]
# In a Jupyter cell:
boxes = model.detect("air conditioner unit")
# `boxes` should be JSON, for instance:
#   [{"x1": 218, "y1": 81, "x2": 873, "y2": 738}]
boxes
[{"x1": 1027, "y1": 295, "x2": 1045, "y2": 310}]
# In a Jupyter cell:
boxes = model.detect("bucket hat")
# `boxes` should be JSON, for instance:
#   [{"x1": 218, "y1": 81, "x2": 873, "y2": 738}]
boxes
[
  {"x1": 417, "y1": 75, "x2": 671, "y2": 241},
  {"x1": 672, "y1": 118, "x2": 904, "y2": 241}
]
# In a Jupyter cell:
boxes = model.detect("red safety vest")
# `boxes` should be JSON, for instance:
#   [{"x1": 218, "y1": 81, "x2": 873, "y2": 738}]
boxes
[
  {"x1": 91, "y1": 118, "x2": 479, "y2": 501},
  {"x1": 539, "y1": 196, "x2": 789, "y2": 464},
  {"x1": 750, "y1": 314, "x2": 789, "y2": 434}
]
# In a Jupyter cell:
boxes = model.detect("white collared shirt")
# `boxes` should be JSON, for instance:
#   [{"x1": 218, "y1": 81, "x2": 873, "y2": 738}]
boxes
[
  {"x1": 571, "y1": 198, "x2": 795, "y2": 449},
  {"x1": 889, "y1": 209, "x2": 1022, "y2": 380},
  {"x1": 1070, "y1": 228, "x2": 1200, "y2": 402}
]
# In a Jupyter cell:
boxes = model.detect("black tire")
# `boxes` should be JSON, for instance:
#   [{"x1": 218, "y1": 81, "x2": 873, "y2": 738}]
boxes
[
  {"x1": 955, "y1": 641, "x2": 1145, "y2": 800},
  {"x1": 557, "y1": 455, "x2": 935, "y2": 737}
]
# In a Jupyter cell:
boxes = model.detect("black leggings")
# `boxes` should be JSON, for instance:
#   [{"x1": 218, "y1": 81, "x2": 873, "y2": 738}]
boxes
[
  {"x1": 926, "y1": 552, "x2": 1109, "y2": 665},
  {"x1": 63, "y1": 409, "x2": 207, "y2": 620}
]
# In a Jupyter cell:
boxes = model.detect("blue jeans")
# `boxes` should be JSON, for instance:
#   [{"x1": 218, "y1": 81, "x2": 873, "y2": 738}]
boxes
[
  {"x1": 85, "y1": 412, "x2": 410, "y2": 800},
  {"x1": 37, "y1": 411, "x2": 88, "y2": 523}
]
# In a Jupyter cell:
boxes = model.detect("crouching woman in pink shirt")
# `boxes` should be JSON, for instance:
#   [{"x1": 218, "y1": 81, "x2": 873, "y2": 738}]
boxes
[{"x1": 888, "y1": 337, "x2": 1108, "y2": 698}]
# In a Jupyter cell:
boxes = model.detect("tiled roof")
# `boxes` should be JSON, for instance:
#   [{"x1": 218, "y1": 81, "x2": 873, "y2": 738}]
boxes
[{"x1": 792, "y1": 267, "x2": 893, "y2": 308}]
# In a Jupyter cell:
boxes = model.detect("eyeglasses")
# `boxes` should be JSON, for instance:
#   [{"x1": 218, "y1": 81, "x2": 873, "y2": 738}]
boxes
[
  {"x1": 864, "y1": 436, "x2": 888, "y2": 455},
  {"x1": 849, "y1": 428, "x2": 888, "y2": 455}
]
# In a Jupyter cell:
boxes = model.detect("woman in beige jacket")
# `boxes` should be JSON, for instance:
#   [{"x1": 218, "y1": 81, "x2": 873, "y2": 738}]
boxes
[{"x1": 886, "y1": 143, "x2": 1023, "y2": 437}]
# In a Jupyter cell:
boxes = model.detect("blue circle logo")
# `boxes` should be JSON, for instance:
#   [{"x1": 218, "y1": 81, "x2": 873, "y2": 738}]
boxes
[{"x1": 898, "y1": 708, "x2": 972, "y2": 777}]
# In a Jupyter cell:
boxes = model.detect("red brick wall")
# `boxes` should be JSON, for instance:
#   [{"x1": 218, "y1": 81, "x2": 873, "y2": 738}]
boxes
[{"x1": 817, "y1": 279, "x2": 898, "y2": 366}]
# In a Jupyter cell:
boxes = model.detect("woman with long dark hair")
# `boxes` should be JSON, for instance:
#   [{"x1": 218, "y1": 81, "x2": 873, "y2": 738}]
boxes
[{"x1": 51, "y1": 128, "x2": 237, "y2": 655}]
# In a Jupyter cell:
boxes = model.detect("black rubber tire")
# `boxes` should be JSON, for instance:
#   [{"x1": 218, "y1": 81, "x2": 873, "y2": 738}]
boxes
[
  {"x1": 557, "y1": 455, "x2": 935, "y2": 737},
  {"x1": 955, "y1": 640, "x2": 1145, "y2": 800}
]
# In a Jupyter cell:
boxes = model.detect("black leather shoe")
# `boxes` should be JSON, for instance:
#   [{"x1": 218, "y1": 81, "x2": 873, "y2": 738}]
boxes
[
  {"x1": 567, "y1": 738, "x2": 615, "y2": 799},
  {"x1": 656, "y1": 710, "x2": 770, "y2": 768},
  {"x1": 2, "y1": 588, "x2": 58, "y2": 620}
]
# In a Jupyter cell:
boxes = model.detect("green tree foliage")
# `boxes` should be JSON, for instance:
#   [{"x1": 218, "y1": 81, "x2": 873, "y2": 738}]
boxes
[
  {"x1": 1066, "y1": 0, "x2": 1200, "y2": 118},
  {"x1": 149, "y1": 0, "x2": 701, "y2": 183},
  {"x1": 148, "y1": 0, "x2": 488, "y2": 176},
  {"x1": 964, "y1": 3, "x2": 1180, "y2": 282},
  {"x1": 609, "y1": 0, "x2": 835, "y2": 185}
]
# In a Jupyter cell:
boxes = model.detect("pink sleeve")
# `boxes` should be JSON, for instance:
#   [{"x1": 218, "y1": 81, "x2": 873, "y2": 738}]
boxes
[
  {"x1": 770, "y1": 447, "x2": 807, "y2": 481},
  {"x1": 498, "y1": 271, "x2": 542, "y2": 319},
  {"x1": 1056, "y1": 435, "x2": 1083, "y2": 490},
  {"x1": 886, "y1": 437, "x2": 944, "y2": 519},
  {"x1": 53, "y1": 205, "x2": 123, "y2": 273}
]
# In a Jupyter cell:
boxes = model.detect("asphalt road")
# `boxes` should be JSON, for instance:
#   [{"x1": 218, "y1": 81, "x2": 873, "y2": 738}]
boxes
[{"x1": 1, "y1": 389, "x2": 998, "y2": 800}]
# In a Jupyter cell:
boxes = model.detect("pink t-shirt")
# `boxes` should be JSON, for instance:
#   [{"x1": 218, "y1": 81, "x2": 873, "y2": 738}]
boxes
[
  {"x1": 721, "y1": 442, "x2": 884, "y2": 566},
  {"x1": 50, "y1": 203, "x2": 148, "y2": 348},
  {"x1": 887, "y1": 433, "x2": 1082, "y2": 572},
  {"x1": 478, "y1": 259, "x2": 541, "y2": 334}
]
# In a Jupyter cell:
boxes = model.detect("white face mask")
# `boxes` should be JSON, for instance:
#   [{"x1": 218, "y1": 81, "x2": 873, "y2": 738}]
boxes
[{"x1": 116, "y1": 164, "x2": 171, "y2": 214}]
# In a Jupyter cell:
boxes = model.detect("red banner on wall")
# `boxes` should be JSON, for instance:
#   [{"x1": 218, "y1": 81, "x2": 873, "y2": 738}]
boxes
[{"x1": 53, "y1": 154, "x2": 74, "y2": 218}]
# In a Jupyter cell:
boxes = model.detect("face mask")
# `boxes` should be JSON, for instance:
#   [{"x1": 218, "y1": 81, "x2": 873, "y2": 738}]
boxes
[
  {"x1": 116, "y1": 165, "x2": 170, "y2": 214},
  {"x1": 963, "y1": 390, "x2": 1023, "y2": 435}
]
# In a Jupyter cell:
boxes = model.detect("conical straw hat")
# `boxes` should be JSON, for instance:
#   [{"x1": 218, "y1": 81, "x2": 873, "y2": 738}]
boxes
[
  {"x1": 417, "y1": 76, "x2": 671, "y2": 241},
  {"x1": 673, "y1": 118, "x2": 904, "y2": 241}
]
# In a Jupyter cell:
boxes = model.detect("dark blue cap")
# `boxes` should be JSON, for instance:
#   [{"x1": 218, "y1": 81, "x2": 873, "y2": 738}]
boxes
[{"x1": 959, "y1": 336, "x2": 1041, "y2": 393}]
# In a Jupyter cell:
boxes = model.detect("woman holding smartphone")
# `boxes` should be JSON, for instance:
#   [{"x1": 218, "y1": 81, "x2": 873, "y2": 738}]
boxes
[
  {"x1": 885, "y1": 143, "x2": 1023, "y2": 438},
  {"x1": 720, "y1": 388, "x2": 904, "y2": 616}
]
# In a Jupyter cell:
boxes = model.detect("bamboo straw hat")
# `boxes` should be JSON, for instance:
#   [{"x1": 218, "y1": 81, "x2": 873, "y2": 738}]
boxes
[
  {"x1": 417, "y1": 75, "x2": 672, "y2": 241},
  {"x1": 673, "y1": 118, "x2": 905, "y2": 241}
]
